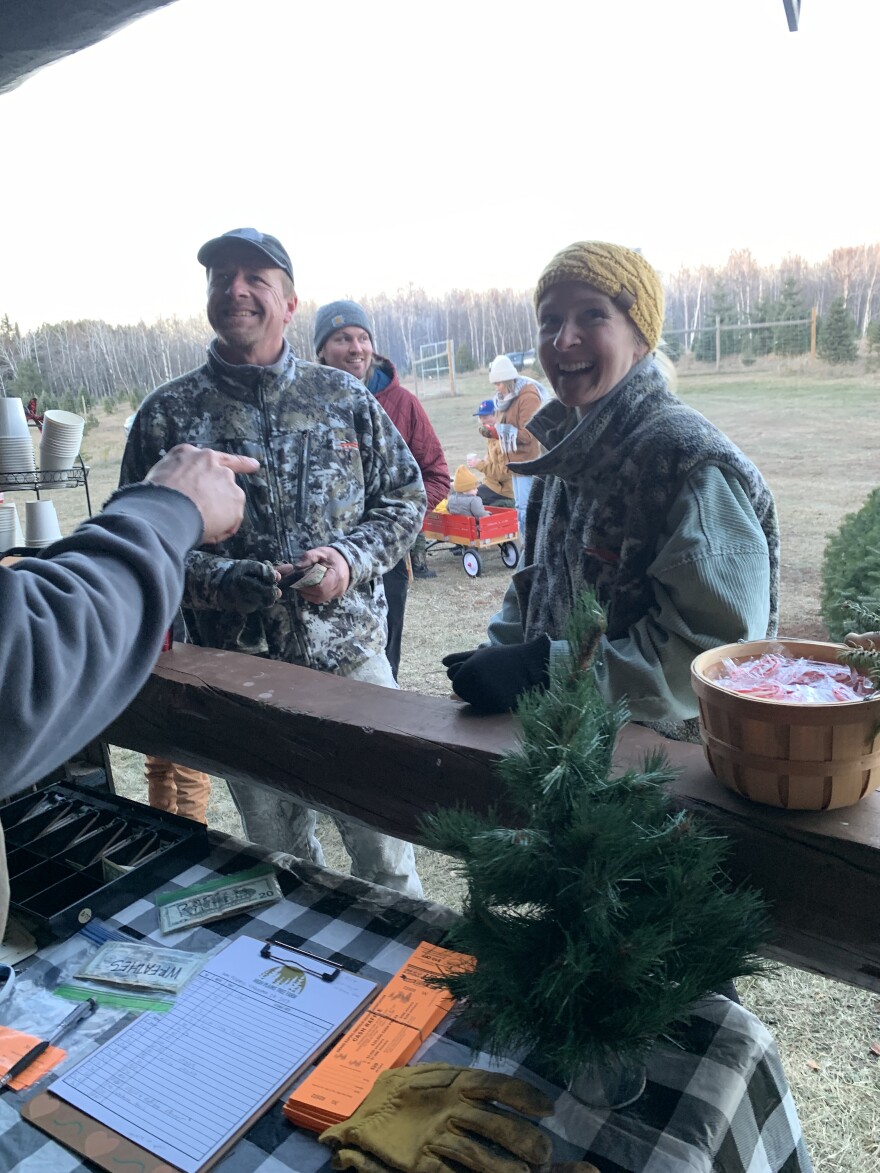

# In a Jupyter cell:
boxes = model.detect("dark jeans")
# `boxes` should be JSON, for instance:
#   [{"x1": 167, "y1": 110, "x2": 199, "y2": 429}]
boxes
[
  {"x1": 477, "y1": 485, "x2": 515, "y2": 508},
  {"x1": 382, "y1": 558, "x2": 409, "y2": 681}
]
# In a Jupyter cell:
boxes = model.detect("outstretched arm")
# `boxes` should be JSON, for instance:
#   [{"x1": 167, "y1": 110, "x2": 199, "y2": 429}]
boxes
[{"x1": 2, "y1": 447, "x2": 257, "y2": 794}]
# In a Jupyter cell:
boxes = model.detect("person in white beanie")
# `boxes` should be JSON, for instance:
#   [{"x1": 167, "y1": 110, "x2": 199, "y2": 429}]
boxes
[{"x1": 487, "y1": 355, "x2": 547, "y2": 537}]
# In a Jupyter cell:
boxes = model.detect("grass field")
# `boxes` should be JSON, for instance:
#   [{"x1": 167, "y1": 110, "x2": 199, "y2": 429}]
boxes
[{"x1": 8, "y1": 363, "x2": 880, "y2": 1171}]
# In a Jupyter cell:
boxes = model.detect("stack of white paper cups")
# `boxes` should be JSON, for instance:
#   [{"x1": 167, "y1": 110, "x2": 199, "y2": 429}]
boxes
[
  {"x1": 0, "y1": 397, "x2": 37, "y2": 483},
  {"x1": 25, "y1": 499, "x2": 63, "y2": 548},
  {"x1": 39, "y1": 409, "x2": 85, "y2": 483},
  {"x1": 0, "y1": 502, "x2": 22, "y2": 550}
]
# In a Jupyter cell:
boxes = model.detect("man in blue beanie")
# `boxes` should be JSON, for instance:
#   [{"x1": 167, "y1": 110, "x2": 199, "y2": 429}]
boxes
[{"x1": 315, "y1": 300, "x2": 449, "y2": 677}]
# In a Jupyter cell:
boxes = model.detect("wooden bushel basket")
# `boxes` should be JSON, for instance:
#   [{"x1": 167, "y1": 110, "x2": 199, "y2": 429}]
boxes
[{"x1": 690, "y1": 639, "x2": 880, "y2": 811}]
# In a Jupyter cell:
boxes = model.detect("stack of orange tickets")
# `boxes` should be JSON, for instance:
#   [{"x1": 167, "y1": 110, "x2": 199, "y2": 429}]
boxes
[{"x1": 284, "y1": 940, "x2": 473, "y2": 1133}]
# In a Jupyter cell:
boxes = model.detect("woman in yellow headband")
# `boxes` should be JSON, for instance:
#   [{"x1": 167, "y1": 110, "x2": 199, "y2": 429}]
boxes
[{"x1": 443, "y1": 242, "x2": 779, "y2": 739}]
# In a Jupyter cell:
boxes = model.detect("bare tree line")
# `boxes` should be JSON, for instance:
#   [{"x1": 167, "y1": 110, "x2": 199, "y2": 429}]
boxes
[{"x1": 1, "y1": 244, "x2": 877, "y2": 406}]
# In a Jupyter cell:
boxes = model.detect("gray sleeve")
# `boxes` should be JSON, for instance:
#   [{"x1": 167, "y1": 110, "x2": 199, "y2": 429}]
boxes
[
  {"x1": 0, "y1": 484, "x2": 202, "y2": 795},
  {"x1": 486, "y1": 578, "x2": 570, "y2": 665}
]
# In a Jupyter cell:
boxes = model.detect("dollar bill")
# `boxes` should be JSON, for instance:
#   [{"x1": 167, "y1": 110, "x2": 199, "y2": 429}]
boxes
[
  {"x1": 76, "y1": 942, "x2": 207, "y2": 993},
  {"x1": 283, "y1": 562, "x2": 328, "y2": 591},
  {"x1": 157, "y1": 866, "x2": 282, "y2": 934}
]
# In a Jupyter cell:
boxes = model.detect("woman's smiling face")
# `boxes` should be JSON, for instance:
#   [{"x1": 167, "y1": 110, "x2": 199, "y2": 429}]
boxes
[{"x1": 537, "y1": 281, "x2": 648, "y2": 409}]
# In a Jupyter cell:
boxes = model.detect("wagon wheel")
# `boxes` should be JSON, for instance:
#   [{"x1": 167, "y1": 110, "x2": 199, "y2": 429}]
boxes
[
  {"x1": 462, "y1": 550, "x2": 482, "y2": 578},
  {"x1": 500, "y1": 541, "x2": 519, "y2": 569}
]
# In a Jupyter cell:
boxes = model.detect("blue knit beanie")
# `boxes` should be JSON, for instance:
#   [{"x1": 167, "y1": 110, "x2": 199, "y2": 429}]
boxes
[{"x1": 314, "y1": 300, "x2": 374, "y2": 355}]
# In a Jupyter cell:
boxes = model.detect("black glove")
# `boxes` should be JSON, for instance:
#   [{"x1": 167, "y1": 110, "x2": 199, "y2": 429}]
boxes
[
  {"x1": 215, "y1": 559, "x2": 279, "y2": 613},
  {"x1": 442, "y1": 635, "x2": 551, "y2": 713}
]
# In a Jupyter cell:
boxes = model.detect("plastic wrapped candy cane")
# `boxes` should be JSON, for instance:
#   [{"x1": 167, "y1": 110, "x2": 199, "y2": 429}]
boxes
[{"x1": 714, "y1": 651, "x2": 876, "y2": 704}]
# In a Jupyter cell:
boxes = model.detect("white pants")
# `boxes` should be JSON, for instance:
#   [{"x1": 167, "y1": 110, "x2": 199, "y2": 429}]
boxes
[
  {"x1": 512, "y1": 474, "x2": 533, "y2": 540},
  {"x1": 227, "y1": 652, "x2": 424, "y2": 898}
]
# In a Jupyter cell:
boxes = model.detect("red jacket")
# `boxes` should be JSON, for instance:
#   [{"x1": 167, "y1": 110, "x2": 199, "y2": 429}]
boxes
[{"x1": 372, "y1": 358, "x2": 450, "y2": 509}]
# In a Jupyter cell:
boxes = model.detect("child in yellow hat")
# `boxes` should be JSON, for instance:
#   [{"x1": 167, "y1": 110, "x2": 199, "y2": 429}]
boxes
[{"x1": 447, "y1": 465, "x2": 488, "y2": 518}]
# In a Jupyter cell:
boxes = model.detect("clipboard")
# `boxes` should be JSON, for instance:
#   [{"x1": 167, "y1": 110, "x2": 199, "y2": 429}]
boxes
[
  {"x1": 25, "y1": 936, "x2": 376, "y2": 1172},
  {"x1": 23, "y1": 1092, "x2": 180, "y2": 1173}
]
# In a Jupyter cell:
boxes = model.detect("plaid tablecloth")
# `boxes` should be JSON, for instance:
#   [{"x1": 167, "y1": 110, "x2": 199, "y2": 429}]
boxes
[{"x1": 0, "y1": 834, "x2": 813, "y2": 1172}]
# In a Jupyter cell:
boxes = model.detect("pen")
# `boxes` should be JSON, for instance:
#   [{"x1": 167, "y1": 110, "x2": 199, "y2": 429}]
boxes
[{"x1": 0, "y1": 997, "x2": 98, "y2": 1092}]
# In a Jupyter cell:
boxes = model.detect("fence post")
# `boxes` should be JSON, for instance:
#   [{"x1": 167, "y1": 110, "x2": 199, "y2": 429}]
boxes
[
  {"x1": 446, "y1": 339, "x2": 457, "y2": 397},
  {"x1": 810, "y1": 307, "x2": 817, "y2": 358},
  {"x1": 715, "y1": 315, "x2": 721, "y2": 371}
]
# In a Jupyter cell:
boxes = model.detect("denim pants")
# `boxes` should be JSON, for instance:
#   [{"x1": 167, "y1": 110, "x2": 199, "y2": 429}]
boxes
[
  {"x1": 512, "y1": 474, "x2": 533, "y2": 539},
  {"x1": 227, "y1": 652, "x2": 423, "y2": 897}
]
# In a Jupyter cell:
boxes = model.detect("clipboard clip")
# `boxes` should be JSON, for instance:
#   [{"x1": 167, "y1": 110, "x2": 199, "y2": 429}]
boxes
[{"x1": 261, "y1": 938, "x2": 340, "y2": 982}]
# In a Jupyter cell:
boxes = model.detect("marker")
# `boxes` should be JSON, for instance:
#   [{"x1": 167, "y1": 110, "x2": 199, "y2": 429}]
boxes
[{"x1": 0, "y1": 997, "x2": 98, "y2": 1091}]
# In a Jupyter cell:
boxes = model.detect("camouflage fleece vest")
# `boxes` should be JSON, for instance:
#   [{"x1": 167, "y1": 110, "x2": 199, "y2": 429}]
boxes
[
  {"x1": 514, "y1": 357, "x2": 780, "y2": 647},
  {"x1": 119, "y1": 342, "x2": 425, "y2": 674}
]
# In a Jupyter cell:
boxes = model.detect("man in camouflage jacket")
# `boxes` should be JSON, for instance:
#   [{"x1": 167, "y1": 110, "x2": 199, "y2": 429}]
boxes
[{"x1": 120, "y1": 228, "x2": 427, "y2": 895}]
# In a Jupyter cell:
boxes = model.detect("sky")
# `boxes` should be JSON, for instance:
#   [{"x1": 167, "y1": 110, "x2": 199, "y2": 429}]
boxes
[{"x1": 1, "y1": 0, "x2": 877, "y2": 330}]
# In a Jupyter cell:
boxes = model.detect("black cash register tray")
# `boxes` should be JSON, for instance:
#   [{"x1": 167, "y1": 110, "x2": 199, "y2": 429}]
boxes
[{"x1": 1, "y1": 782, "x2": 208, "y2": 943}]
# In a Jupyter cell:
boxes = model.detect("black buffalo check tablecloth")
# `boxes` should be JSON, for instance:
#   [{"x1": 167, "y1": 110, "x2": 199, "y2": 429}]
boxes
[{"x1": 0, "y1": 833, "x2": 813, "y2": 1173}]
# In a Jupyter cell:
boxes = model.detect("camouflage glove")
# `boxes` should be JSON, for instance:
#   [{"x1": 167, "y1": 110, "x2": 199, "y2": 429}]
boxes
[
  {"x1": 319, "y1": 1063, "x2": 553, "y2": 1173},
  {"x1": 215, "y1": 559, "x2": 279, "y2": 613},
  {"x1": 443, "y1": 636, "x2": 551, "y2": 713}
]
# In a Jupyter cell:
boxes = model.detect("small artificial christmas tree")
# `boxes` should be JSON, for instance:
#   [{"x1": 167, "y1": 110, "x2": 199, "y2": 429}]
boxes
[{"x1": 421, "y1": 592, "x2": 769, "y2": 1081}]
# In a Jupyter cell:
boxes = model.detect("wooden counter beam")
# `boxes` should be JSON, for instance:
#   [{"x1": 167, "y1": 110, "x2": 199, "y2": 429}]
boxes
[
  {"x1": 102, "y1": 646, "x2": 520, "y2": 836},
  {"x1": 103, "y1": 645, "x2": 880, "y2": 993}
]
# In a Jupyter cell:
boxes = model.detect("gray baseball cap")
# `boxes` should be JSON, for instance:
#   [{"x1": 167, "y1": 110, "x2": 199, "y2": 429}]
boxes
[{"x1": 197, "y1": 228, "x2": 293, "y2": 283}]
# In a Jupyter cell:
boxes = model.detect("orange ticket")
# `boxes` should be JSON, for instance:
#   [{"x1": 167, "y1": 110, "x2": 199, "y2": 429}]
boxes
[
  {"x1": 0, "y1": 1027, "x2": 66, "y2": 1091},
  {"x1": 370, "y1": 940, "x2": 473, "y2": 1039},
  {"x1": 284, "y1": 941, "x2": 474, "y2": 1132},
  {"x1": 284, "y1": 1012, "x2": 422, "y2": 1128}
]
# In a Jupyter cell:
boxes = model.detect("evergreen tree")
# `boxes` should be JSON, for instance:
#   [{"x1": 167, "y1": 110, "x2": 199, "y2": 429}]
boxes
[
  {"x1": 818, "y1": 297, "x2": 858, "y2": 364},
  {"x1": 820, "y1": 487, "x2": 880, "y2": 639},
  {"x1": 747, "y1": 297, "x2": 775, "y2": 357},
  {"x1": 421, "y1": 593, "x2": 769, "y2": 1079},
  {"x1": 660, "y1": 333, "x2": 681, "y2": 363},
  {"x1": 455, "y1": 341, "x2": 476, "y2": 373},
  {"x1": 9, "y1": 358, "x2": 48, "y2": 402},
  {"x1": 772, "y1": 279, "x2": 810, "y2": 356},
  {"x1": 693, "y1": 284, "x2": 740, "y2": 362},
  {"x1": 865, "y1": 319, "x2": 880, "y2": 372}
]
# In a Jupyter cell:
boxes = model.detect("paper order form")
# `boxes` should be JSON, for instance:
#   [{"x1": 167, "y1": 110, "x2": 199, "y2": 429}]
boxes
[{"x1": 49, "y1": 935, "x2": 376, "y2": 1172}]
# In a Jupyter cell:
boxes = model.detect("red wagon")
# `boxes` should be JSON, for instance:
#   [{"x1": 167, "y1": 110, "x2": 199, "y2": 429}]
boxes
[{"x1": 421, "y1": 505, "x2": 520, "y2": 578}]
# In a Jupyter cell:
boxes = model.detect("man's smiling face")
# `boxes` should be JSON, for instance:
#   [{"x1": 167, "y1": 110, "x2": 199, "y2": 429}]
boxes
[
  {"x1": 319, "y1": 326, "x2": 374, "y2": 383},
  {"x1": 206, "y1": 243, "x2": 297, "y2": 366}
]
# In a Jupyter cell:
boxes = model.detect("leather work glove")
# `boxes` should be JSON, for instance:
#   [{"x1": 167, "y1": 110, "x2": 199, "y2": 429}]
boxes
[
  {"x1": 318, "y1": 1063, "x2": 554, "y2": 1173},
  {"x1": 442, "y1": 636, "x2": 551, "y2": 713},
  {"x1": 215, "y1": 559, "x2": 279, "y2": 613},
  {"x1": 495, "y1": 423, "x2": 518, "y2": 455},
  {"x1": 845, "y1": 631, "x2": 880, "y2": 652}
]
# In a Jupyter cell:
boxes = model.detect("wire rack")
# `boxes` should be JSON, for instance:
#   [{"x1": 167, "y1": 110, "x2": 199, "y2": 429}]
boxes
[{"x1": 0, "y1": 458, "x2": 92, "y2": 513}]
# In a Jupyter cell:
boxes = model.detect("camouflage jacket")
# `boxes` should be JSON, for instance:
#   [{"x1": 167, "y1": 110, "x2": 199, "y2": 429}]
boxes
[{"x1": 120, "y1": 341, "x2": 427, "y2": 673}]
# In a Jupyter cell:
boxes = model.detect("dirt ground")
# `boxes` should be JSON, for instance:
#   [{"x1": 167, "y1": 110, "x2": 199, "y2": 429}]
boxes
[{"x1": 12, "y1": 362, "x2": 880, "y2": 1171}]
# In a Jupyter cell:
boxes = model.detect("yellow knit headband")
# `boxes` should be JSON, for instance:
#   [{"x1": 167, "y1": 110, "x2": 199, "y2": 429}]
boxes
[{"x1": 534, "y1": 241, "x2": 665, "y2": 351}]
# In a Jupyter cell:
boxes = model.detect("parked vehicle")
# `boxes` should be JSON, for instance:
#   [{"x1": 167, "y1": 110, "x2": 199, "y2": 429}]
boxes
[{"x1": 504, "y1": 348, "x2": 536, "y2": 371}]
